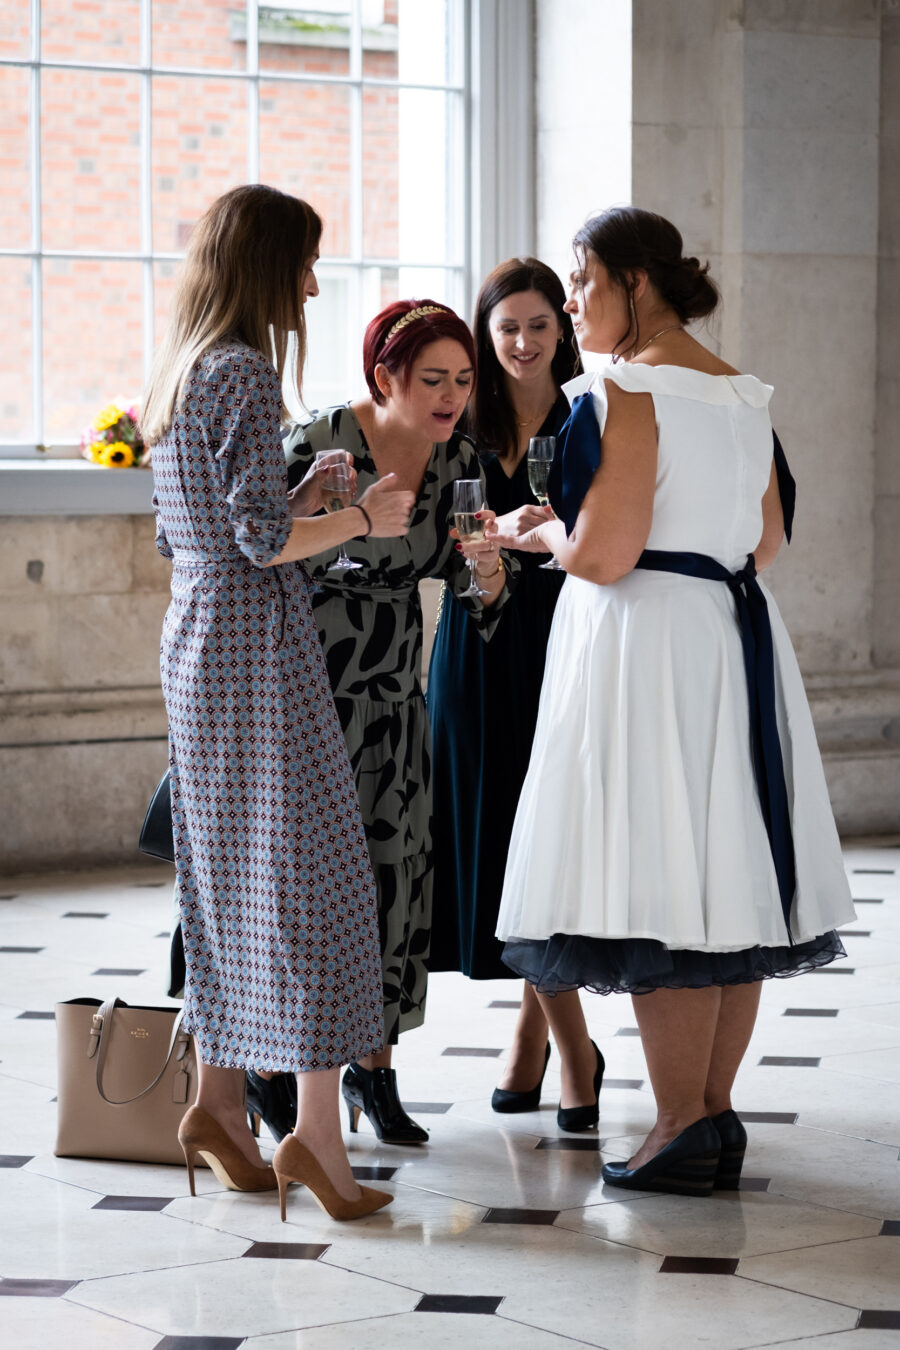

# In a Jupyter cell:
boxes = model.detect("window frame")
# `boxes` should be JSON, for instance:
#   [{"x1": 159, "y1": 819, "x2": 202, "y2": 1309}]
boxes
[{"x1": 0, "y1": 0, "x2": 534, "y2": 484}]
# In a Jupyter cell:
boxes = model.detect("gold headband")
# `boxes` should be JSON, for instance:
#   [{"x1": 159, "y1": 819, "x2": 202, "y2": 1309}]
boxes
[{"x1": 384, "y1": 304, "x2": 448, "y2": 343}]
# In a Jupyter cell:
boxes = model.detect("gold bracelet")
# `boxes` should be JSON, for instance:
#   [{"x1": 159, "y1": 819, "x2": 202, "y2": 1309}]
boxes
[{"x1": 475, "y1": 554, "x2": 504, "y2": 580}]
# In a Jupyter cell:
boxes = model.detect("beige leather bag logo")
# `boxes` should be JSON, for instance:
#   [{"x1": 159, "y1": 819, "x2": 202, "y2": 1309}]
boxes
[{"x1": 55, "y1": 996, "x2": 198, "y2": 1165}]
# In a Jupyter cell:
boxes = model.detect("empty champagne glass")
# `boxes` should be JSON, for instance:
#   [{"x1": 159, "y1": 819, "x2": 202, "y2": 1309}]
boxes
[
  {"x1": 527, "y1": 436, "x2": 563, "y2": 571},
  {"x1": 316, "y1": 452, "x2": 363, "y2": 572},
  {"x1": 452, "y1": 478, "x2": 488, "y2": 597}
]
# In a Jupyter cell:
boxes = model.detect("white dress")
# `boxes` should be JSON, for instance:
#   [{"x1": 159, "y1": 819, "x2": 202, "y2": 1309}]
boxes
[{"x1": 496, "y1": 362, "x2": 854, "y2": 993}]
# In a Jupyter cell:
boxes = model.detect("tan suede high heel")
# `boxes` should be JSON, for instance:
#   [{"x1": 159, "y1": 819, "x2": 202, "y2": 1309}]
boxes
[
  {"x1": 178, "y1": 1105, "x2": 278, "y2": 1195},
  {"x1": 273, "y1": 1134, "x2": 393, "y2": 1222}
]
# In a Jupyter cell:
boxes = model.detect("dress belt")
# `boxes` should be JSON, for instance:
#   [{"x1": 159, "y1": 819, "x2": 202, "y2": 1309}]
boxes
[{"x1": 633, "y1": 548, "x2": 796, "y2": 940}]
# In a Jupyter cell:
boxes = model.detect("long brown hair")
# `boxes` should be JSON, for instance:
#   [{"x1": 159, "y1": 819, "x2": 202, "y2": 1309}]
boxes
[
  {"x1": 465, "y1": 257, "x2": 579, "y2": 457},
  {"x1": 141, "y1": 184, "x2": 322, "y2": 445}
]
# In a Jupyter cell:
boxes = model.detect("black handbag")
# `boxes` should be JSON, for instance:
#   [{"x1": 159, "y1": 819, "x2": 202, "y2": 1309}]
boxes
[{"x1": 138, "y1": 769, "x2": 174, "y2": 863}]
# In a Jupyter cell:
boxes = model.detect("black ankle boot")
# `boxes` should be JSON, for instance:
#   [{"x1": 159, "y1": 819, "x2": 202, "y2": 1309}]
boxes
[
  {"x1": 342, "y1": 1063, "x2": 429, "y2": 1145},
  {"x1": 246, "y1": 1070, "x2": 297, "y2": 1143}
]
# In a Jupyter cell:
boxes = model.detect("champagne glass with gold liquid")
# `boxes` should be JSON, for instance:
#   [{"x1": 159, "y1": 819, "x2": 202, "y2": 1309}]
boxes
[
  {"x1": 527, "y1": 436, "x2": 563, "y2": 571},
  {"x1": 452, "y1": 478, "x2": 488, "y2": 597},
  {"x1": 316, "y1": 452, "x2": 363, "y2": 572}
]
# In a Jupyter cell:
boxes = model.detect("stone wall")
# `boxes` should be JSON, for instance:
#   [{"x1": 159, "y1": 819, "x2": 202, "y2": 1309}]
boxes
[{"x1": 0, "y1": 514, "x2": 171, "y2": 872}]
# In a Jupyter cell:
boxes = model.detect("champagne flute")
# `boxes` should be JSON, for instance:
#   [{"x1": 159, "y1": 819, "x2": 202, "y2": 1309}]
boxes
[
  {"x1": 316, "y1": 451, "x2": 363, "y2": 572},
  {"x1": 452, "y1": 478, "x2": 489, "y2": 598},
  {"x1": 527, "y1": 436, "x2": 563, "y2": 572}
]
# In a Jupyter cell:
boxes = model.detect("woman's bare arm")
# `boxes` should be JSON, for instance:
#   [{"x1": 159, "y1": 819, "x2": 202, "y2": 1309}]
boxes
[{"x1": 753, "y1": 458, "x2": 784, "y2": 572}]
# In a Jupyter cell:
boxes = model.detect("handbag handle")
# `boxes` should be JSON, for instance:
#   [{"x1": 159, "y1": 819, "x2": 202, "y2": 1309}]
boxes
[{"x1": 88, "y1": 998, "x2": 191, "y2": 1106}]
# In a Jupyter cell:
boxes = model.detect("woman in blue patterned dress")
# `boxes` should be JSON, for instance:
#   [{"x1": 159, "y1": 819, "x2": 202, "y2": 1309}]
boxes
[{"x1": 141, "y1": 185, "x2": 414, "y2": 1221}]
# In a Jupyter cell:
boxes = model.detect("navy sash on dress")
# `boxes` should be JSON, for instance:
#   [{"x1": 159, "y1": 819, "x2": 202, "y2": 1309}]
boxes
[{"x1": 547, "y1": 381, "x2": 798, "y2": 937}]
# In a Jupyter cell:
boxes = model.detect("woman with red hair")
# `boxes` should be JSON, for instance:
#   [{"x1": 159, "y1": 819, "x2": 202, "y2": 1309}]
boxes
[{"x1": 264, "y1": 299, "x2": 513, "y2": 1144}]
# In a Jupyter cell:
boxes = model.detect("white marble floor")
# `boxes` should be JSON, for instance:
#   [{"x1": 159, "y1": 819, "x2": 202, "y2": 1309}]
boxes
[{"x1": 0, "y1": 847, "x2": 898, "y2": 1350}]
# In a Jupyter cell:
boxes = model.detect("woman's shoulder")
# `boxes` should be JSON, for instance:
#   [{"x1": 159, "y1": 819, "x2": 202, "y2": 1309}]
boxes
[
  {"x1": 200, "y1": 339, "x2": 275, "y2": 382},
  {"x1": 589, "y1": 362, "x2": 774, "y2": 410}
]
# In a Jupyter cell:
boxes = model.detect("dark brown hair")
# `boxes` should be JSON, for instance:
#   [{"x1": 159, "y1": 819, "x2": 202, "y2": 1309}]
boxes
[
  {"x1": 465, "y1": 257, "x2": 580, "y2": 457},
  {"x1": 142, "y1": 184, "x2": 322, "y2": 443},
  {"x1": 573, "y1": 206, "x2": 719, "y2": 359},
  {"x1": 363, "y1": 299, "x2": 476, "y2": 405}
]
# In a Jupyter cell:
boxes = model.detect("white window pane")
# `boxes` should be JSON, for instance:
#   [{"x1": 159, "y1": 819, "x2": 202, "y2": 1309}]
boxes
[
  {"x1": 0, "y1": 67, "x2": 30, "y2": 249},
  {"x1": 259, "y1": 5, "x2": 352, "y2": 78},
  {"x1": 152, "y1": 75, "x2": 248, "y2": 254},
  {"x1": 42, "y1": 69, "x2": 142, "y2": 253},
  {"x1": 152, "y1": 1, "x2": 241, "y2": 71},
  {"x1": 396, "y1": 89, "x2": 463, "y2": 265},
  {"x1": 0, "y1": 259, "x2": 32, "y2": 441},
  {"x1": 43, "y1": 259, "x2": 143, "y2": 442},
  {"x1": 42, "y1": 0, "x2": 140, "y2": 63},
  {"x1": 259, "y1": 82, "x2": 352, "y2": 259}
]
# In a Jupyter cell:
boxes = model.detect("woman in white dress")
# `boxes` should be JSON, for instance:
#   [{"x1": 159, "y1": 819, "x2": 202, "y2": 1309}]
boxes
[{"x1": 491, "y1": 206, "x2": 855, "y2": 1196}]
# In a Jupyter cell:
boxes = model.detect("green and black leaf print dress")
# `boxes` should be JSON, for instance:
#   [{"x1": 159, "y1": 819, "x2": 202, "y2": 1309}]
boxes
[{"x1": 284, "y1": 406, "x2": 515, "y2": 1043}]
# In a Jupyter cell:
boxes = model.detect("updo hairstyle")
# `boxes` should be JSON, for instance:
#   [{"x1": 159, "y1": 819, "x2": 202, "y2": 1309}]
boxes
[
  {"x1": 573, "y1": 206, "x2": 719, "y2": 358},
  {"x1": 363, "y1": 299, "x2": 476, "y2": 405}
]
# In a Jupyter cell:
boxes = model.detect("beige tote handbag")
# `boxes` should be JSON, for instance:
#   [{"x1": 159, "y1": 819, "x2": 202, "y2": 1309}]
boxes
[{"x1": 55, "y1": 996, "x2": 197, "y2": 1165}]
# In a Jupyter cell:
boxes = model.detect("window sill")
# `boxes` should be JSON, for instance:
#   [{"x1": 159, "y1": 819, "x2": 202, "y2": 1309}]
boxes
[{"x1": 0, "y1": 459, "x2": 155, "y2": 515}]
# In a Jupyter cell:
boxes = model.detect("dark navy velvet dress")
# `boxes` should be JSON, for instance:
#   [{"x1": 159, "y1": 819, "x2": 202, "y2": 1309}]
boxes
[{"x1": 426, "y1": 397, "x2": 569, "y2": 979}]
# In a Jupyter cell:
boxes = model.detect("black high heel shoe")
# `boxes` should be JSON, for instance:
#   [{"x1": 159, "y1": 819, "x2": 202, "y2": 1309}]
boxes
[
  {"x1": 342, "y1": 1063, "x2": 429, "y2": 1145},
  {"x1": 557, "y1": 1040, "x2": 605, "y2": 1132},
  {"x1": 601, "y1": 1117, "x2": 721, "y2": 1197},
  {"x1": 246, "y1": 1070, "x2": 297, "y2": 1144},
  {"x1": 711, "y1": 1109, "x2": 747, "y2": 1190},
  {"x1": 491, "y1": 1043, "x2": 551, "y2": 1114}
]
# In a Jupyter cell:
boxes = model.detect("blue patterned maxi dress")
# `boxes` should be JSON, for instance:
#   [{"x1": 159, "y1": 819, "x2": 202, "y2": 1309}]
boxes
[{"x1": 152, "y1": 339, "x2": 385, "y2": 1071}]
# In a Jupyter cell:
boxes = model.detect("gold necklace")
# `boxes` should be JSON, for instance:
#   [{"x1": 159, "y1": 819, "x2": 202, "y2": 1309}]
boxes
[
  {"x1": 629, "y1": 324, "x2": 684, "y2": 361},
  {"x1": 514, "y1": 400, "x2": 555, "y2": 428}
]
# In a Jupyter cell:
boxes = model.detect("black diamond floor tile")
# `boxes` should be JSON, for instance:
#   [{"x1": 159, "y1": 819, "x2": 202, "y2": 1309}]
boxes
[
  {"x1": 403, "y1": 1101, "x2": 452, "y2": 1114},
  {"x1": 854, "y1": 897, "x2": 884, "y2": 904},
  {"x1": 351, "y1": 1165, "x2": 397, "y2": 1180},
  {"x1": 813, "y1": 966, "x2": 856, "y2": 974},
  {"x1": 482, "y1": 1208, "x2": 559, "y2": 1224},
  {"x1": 134, "y1": 882, "x2": 167, "y2": 888},
  {"x1": 604, "y1": 1077, "x2": 645, "y2": 1089},
  {"x1": 879, "y1": 1220, "x2": 900, "y2": 1235},
  {"x1": 416, "y1": 1294, "x2": 503, "y2": 1314},
  {"x1": 614, "y1": 1027, "x2": 641, "y2": 1037},
  {"x1": 660, "y1": 1256, "x2": 739, "y2": 1274},
  {"x1": 842, "y1": 930, "x2": 872, "y2": 937},
  {"x1": 536, "y1": 1137, "x2": 601, "y2": 1151},
  {"x1": 155, "y1": 1339, "x2": 244, "y2": 1350},
  {"x1": 0, "y1": 1278, "x2": 79, "y2": 1297},
  {"x1": 17, "y1": 1010, "x2": 54, "y2": 1020},
  {"x1": 93, "y1": 1195, "x2": 171, "y2": 1211},
  {"x1": 759, "y1": 1056, "x2": 821, "y2": 1067},
  {"x1": 0, "y1": 895, "x2": 18, "y2": 900},
  {"x1": 63, "y1": 911, "x2": 109, "y2": 918},
  {"x1": 488, "y1": 1000, "x2": 522, "y2": 1009},
  {"x1": 0, "y1": 1155, "x2": 33, "y2": 1168},
  {"x1": 0, "y1": 946, "x2": 44, "y2": 953},
  {"x1": 783, "y1": 1008, "x2": 839, "y2": 1017},
  {"x1": 857, "y1": 1311, "x2": 900, "y2": 1329},
  {"x1": 738, "y1": 1111, "x2": 798, "y2": 1124},
  {"x1": 155, "y1": 931, "x2": 170, "y2": 938},
  {"x1": 91, "y1": 967, "x2": 146, "y2": 976},
  {"x1": 442, "y1": 1047, "x2": 503, "y2": 1057},
  {"x1": 852, "y1": 868, "x2": 895, "y2": 874},
  {"x1": 244, "y1": 1242, "x2": 329, "y2": 1259},
  {"x1": 738, "y1": 1177, "x2": 771, "y2": 1192}
]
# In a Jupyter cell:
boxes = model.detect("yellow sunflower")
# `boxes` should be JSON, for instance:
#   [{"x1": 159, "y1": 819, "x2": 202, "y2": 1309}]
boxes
[
  {"x1": 93, "y1": 404, "x2": 123, "y2": 432},
  {"x1": 100, "y1": 441, "x2": 136, "y2": 468},
  {"x1": 88, "y1": 441, "x2": 108, "y2": 463}
]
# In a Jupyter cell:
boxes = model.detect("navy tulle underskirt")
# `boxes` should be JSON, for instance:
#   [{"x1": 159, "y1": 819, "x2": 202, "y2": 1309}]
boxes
[{"x1": 501, "y1": 930, "x2": 847, "y2": 996}]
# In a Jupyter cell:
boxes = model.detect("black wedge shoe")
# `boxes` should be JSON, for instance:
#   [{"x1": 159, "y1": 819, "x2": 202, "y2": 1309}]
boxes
[
  {"x1": 601, "y1": 1116, "x2": 721, "y2": 1197},
  {"x1": 557, "y1": 1040, "x2": 605, "y2": 1132},
  {"x1": 491, "y1": 1042, "x2": 551, "y2": 1114},
  {"x1": 246, "y1": 1070, "x2": 297, "y2": 1144},
  {"x1": 711, "y1": 1109, "x2": 747, "y2": 1190},
  {"x1": 342, "y1": 1063, "x2": 429, "y2": 1145}
]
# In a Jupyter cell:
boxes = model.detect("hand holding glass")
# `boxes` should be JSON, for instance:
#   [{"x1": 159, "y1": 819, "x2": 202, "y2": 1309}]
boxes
[
  {"x1": 316, "y1": 452, "x2": 363, "y2": 572},
  {"x1": 526, "y1": 436, "x2": 563, "y2": 571},
  {"x1": 452, "y1": 479, "x2": 489, "y2": 598}
]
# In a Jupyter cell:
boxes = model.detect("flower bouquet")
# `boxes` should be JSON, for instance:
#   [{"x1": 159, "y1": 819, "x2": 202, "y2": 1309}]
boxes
[{"x1": 81, "y1": 399, "x2": 146, "y2": 468}]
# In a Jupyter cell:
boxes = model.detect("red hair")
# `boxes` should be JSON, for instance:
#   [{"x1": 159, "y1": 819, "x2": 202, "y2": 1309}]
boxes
[{"x1": 363, "y1": 299, "x2": 476, "y2": 404}]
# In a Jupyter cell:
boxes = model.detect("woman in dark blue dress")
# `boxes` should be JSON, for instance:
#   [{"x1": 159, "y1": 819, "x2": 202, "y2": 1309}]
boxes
[{"x1": 427, "y1": 259, "x2": 603, "y2": 1129}]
